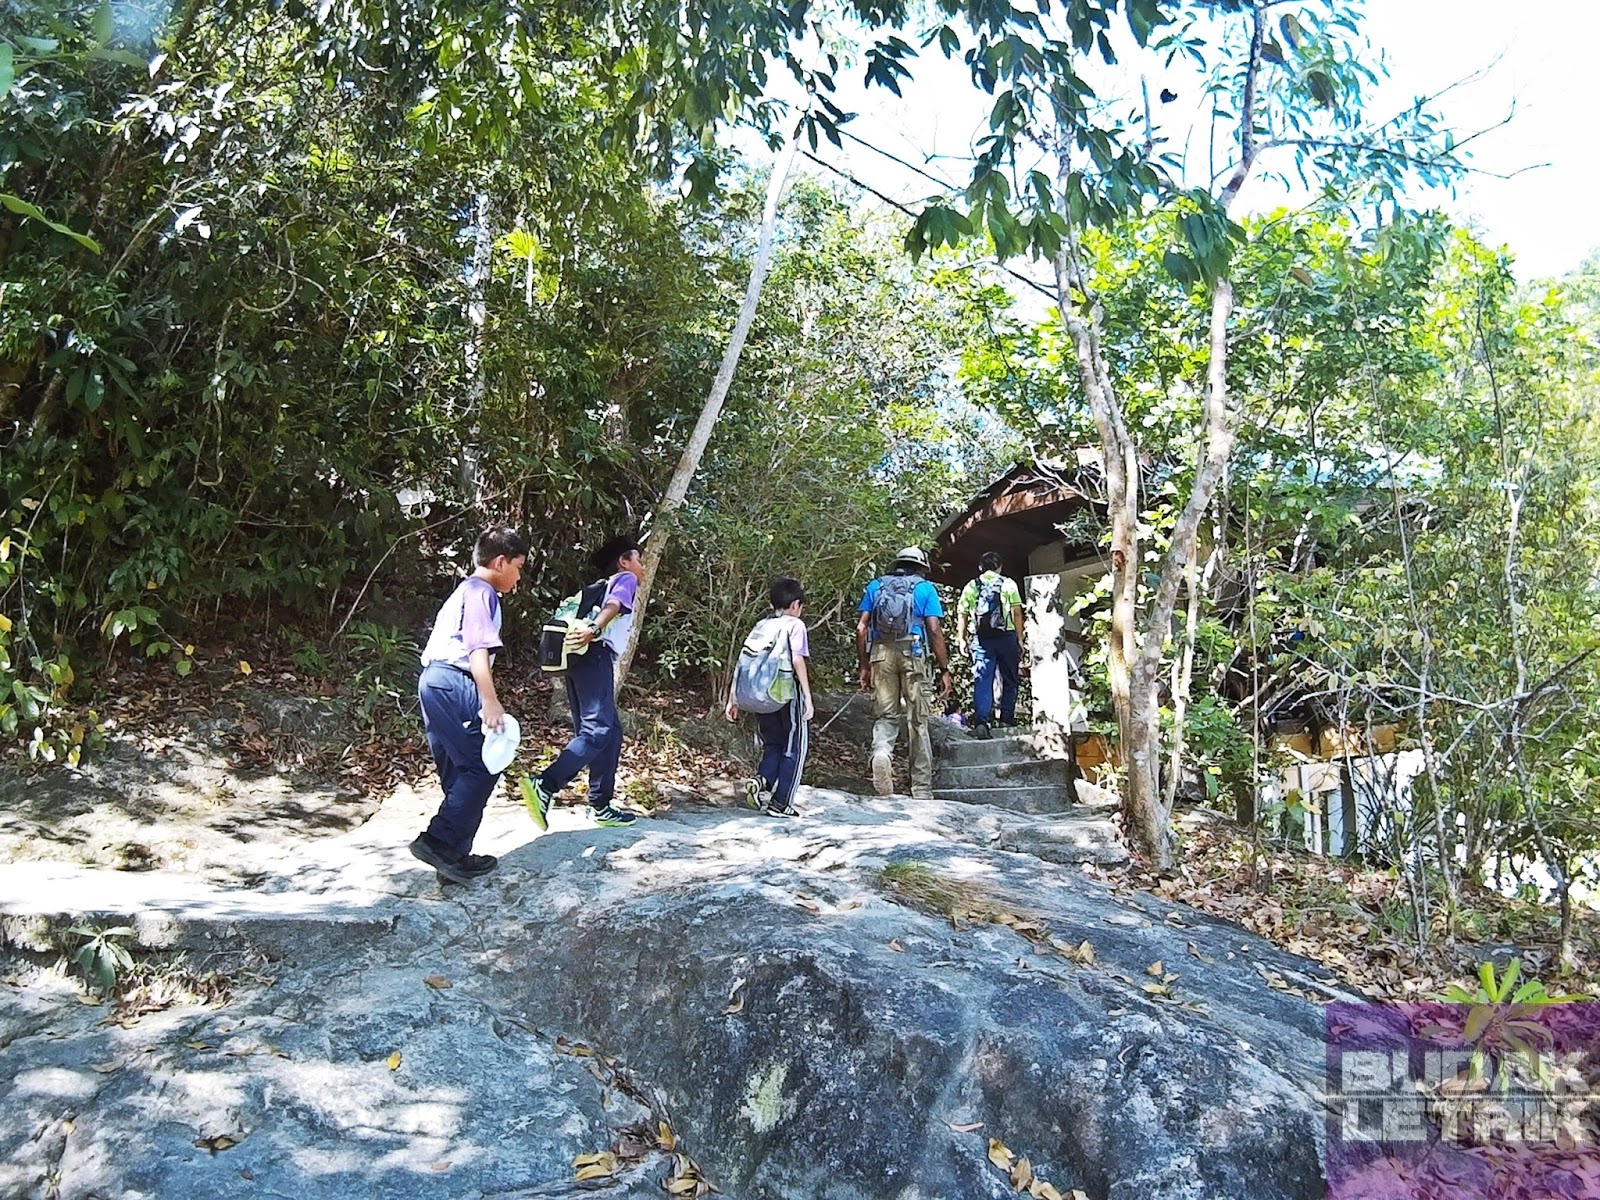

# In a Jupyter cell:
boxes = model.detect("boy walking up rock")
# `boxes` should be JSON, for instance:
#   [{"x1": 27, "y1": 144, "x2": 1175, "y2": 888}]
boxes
[
  {"x1": 521, "y1": 536, "x2": 646, "y2": 830},
  {"x1": 409, "y1": 526, "x2": 528, "y2": 885},
  {"x1": 725, "y1": 576, "x2": 814, "y2": 818}
]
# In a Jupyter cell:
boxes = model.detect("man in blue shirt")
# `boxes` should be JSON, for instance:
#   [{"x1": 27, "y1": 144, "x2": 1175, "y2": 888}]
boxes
[{"x1": 855, "y1": 547, "x2": 951, "y2": 800}]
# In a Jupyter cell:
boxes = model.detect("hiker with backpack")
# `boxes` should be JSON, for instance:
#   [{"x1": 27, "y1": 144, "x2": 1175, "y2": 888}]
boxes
[
  {"x1": 956, "y1": 550, "x2": 1027, "y2": 739},
  {"x1": 521, "y1": 536, "x2": 646, "y2": 830},
  {"x1": 855, "y1": 546, "x2": 950, "y2": 800},
  {"x1": 724, "y1": 577, "x2": 813, "y2": 818}
]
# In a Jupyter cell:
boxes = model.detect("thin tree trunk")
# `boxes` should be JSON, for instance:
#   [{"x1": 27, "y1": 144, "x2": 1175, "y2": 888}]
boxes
[
  {"x1": 613, "y1": 132, "x2": 801, "y2": 693},
  {"x1": 461, "y1": 189, "x2": 492, "y2": 503}
]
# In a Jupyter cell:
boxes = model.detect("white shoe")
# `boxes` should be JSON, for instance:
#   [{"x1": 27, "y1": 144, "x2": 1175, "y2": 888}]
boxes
[{"x1": 870, "y1": 754, "x2": 893, "y2": 796}]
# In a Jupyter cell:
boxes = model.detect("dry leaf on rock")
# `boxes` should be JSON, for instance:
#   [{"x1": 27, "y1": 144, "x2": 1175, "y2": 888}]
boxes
[
  {"x1": 1029, "y1": 1180, "x2": 1064, "y2": 1200},
  {"x1": 615, "y1": 1135, "x2": 652, "y2": 1161},
  {"x1": 90, "y1": 1059, "x2": 121, "y2": 1073},
  {"x1": 656, "y1": 1121, "x2": 677, "y2": 1151},
  {"x1": 386, "y1": 1051, "x2": 402, "y2": 1071},
  {"x1": 423, "y1": 975, "x2": 451, "y2": 989},
  {"x1": 946, "y1": 1120, "x2": 984, "y2": 1133},
  {"x1": 988, "y1": 1137, "x2": 1015, "y2": 1169},
  {"x1": 889, "y1": 939, "x2": 904, "y2": 952},
  {"x1": 194, "y1": 1133, "x2": 242, "y2": 1153},
  {"x1": 1011, "y1": 1156, "x2": 1034, "y2": 1190},
  {"x1": 573, "y1": 1148, "x2": 618, "y2": 1181},
  {"x1": 431, "y1": 1161, "x2": 451, "y2": 1173}
]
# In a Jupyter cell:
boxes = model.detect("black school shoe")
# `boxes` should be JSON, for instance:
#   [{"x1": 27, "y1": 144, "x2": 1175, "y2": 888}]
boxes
[{"x1": 409, "y1": 833, "x2": 475, "y2": 885}]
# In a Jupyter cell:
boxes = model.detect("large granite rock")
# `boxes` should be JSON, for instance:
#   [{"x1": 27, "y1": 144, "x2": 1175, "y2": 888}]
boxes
[{"x1": 0, "y1": 783, "x2": 1345, "y2": 1200}]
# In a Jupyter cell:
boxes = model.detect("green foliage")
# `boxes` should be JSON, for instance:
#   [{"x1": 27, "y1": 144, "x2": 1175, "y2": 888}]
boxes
[
  {"x1": 342, "y1": 622, "x2": 419, "y2": 734},
  {"x1": 66, "y1": 923, "x2": 136, "y2": 995},
  {"x1": 1437, "y1": 958, "x2": 1588, "y2": 1007},
  {"x1": 651, "y1": 181, "x2": 1016, "y2": 690}
]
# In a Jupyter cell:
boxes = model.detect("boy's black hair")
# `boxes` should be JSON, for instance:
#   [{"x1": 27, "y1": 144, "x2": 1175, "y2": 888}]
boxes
[
  {"x1": 979, "y1": 550, "x2": 1003, "y2": 573},
  {"x1": 475, "y1": 526, "x2": 529, "y2": 567},
  {"x1": 769, "y1": 576, "x2": 805, "y2": 610},
  {"x1": 590, "y1": 535, "x2": 642, "y2": 576}
]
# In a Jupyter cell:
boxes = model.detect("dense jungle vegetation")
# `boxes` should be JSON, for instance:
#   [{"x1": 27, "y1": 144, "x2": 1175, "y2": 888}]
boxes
[{"x1": 3, "y1": 0, "x2": 1598, "y2": 969}]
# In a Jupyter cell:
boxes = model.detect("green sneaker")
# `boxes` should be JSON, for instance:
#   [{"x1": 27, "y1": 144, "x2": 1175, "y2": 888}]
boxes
[
  {"x1": 520, "y1": 775, "x2": 552, "y2": 831},
  {"x1": 591, "y1": 805, "x2": 638, "y2": 827}
]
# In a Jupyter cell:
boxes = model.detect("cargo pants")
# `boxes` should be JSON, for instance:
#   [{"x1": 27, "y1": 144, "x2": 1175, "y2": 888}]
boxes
[{"x1": 870, "y1": 637, "x2": 933, "y2": 798}]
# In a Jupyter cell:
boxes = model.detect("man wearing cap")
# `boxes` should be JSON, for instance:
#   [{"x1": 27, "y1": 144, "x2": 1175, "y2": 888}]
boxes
[{"x1": 855, "y1": 547, "x2": 951, "y2": 800}]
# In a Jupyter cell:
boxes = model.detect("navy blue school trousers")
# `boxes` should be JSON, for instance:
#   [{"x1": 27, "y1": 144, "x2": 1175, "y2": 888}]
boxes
[
  {"x1": 540, "y1": 643, "x2": 623, "y2": 809},
  {"x1": 418, "y1": 662, "x2": 499, "y2": 853},
  {"x1": 756, "y1": 698, "x2": 809, "y2": 811},
  {"x1": 974, "y1": 631, "x2": 1021, "y2": 723}
]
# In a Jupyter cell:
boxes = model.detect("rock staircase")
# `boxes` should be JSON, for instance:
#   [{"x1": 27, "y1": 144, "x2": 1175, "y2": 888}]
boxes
[{"x1": 932, "y1": 729, "x2": 1127, "y2": 865}]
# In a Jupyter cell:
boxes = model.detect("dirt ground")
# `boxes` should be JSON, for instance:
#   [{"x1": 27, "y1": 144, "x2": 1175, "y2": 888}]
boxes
[
  {"x1": 0, "y1": 673, "x2": 898, "y2": 888},
  {"x1": 0, "y1": 681, "x2": 379, "y2": 886}
]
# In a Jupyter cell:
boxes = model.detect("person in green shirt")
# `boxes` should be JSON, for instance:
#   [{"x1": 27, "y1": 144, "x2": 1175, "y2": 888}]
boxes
[{"x1": 956, "y1": 551, "x2": 1026, "y2": 739}]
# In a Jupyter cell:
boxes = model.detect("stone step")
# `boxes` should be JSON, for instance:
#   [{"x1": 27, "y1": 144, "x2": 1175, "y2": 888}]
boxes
[
  {"x1": 935, "y1": 733, "x2": 1045, "y2": 767},
  {"x1": 933, "y1": 759, "x2": 1069, "y2": 790},
  {"x1": 996, "y1": 815, "x2": 1127, "y2": 865},
  {"x1": 931, "y1": 784, "x2": 1077, "y2": 816}
]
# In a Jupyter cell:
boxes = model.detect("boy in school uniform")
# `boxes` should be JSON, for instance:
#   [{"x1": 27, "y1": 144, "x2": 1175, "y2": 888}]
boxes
[
  {"x1": 409, "y1": 526, "x2": 528, "y2": 885},
  {"x1": 725, "y1": 577, "x2": 814, "y2": 818},
  {"x1": 521, "y1": 536, "x2": 645, "y2": 829}
]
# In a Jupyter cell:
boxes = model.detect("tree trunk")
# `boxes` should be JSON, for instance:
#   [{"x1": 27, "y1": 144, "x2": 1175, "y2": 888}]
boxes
[
  {"x1": 612, "y1": 133, "x2": 801, "y2": 693},
  {"x1": 1053, "y1": 209, "x2": 1178, "y2": 865},
  {"x1": 461, "y1": 189, "x2": 492, "y2": 504}
]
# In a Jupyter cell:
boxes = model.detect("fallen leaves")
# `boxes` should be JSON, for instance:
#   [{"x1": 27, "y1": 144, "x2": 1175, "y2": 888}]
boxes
[
  {"x1": 194, "y1": 1132, "x2": 243, "y2": 1154},
  {"x1": 423, "y1": 975, "x2": 451, "y2": 989},
  {"x1": 946, "y1": 1120, "x2": 984, "y2": 1133},
  {"x1": 1051, "y1": 938, "x2": 1096, "y2": 966},
  {"x1": 661, "y1": 1151, "x2": 712, "y2": 1196},
  {"x1": 573, "y1": 1150, "x2": 619, "y2": 1181},
  {"x1": 385, "y1": 1051, "x2": 402, "y2": 1071},
  {"x1": 724, "y1": 977, "x2": 746, "y2": 1015},
  {"x1": 983, "y1": 1135, "x2": 1078, "y2": 1198},
  {"x1": 888, "y1": 939, "x2": 905, "y2": 952}
]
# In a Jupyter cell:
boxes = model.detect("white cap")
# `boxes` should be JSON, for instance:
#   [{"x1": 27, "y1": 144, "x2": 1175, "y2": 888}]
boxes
[
  {"x1": 481, "y1": 712, "x2": 521, "y2": 774},
  {"x1": 893, "y1": 546, "x2": 930, "y2": 570}
]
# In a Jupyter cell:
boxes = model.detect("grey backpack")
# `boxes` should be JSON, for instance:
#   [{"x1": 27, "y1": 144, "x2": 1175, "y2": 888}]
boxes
[
  {"x1": 871, "y1": 574, "x2": 919, "y2": 640},
  {"x1": 732, "y1": 617, "x2": 797, "y2": 714}
]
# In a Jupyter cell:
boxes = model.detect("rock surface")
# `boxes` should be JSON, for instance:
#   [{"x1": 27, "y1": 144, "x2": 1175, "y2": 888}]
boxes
[{"x1": 1, "y1": 776, "x2": 1348, "y2": 1199}]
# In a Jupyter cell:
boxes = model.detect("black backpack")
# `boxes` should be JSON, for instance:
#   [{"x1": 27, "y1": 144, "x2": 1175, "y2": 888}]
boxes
[
  {"x1": 872, "y1": 574, "x2": 920, "y2": 641},
  {"x1": 975, "y1": 576, "x2": 1009, "y2": 637},
  {"x1": 537, "y1": 577, "x2": 609, "y2": 673}
]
